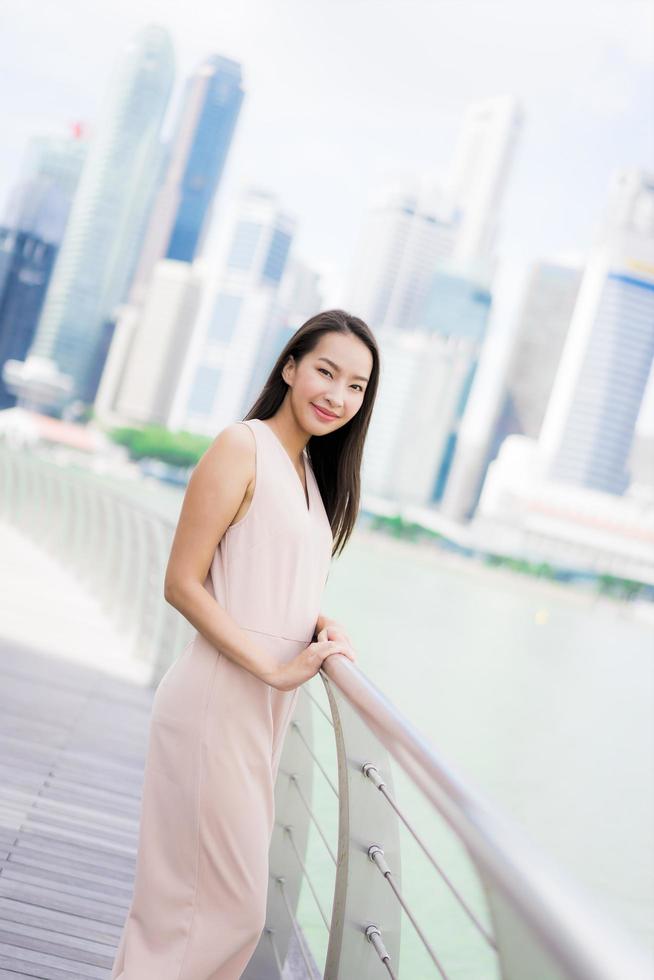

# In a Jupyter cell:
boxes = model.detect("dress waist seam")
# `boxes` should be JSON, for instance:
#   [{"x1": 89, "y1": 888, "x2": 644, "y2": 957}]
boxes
[{"x1": 240, "y1": 625, "x2": 310, "y2": 643}]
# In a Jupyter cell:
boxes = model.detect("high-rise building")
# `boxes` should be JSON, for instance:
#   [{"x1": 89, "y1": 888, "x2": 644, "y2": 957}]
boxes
[
  {"x1": 344, "y1": 96, "x2": 522, "y2": 334},
  {"x1": 344, "y1": 179, "x2": 457, "y2": 332},
  {"x1": 629, "y1": 360, "x2": 654, "y2": 494},
  {"x1": 167, "y1": 56, "x2": 244, "y2": 262},
  {"x1": 0, "y1": 231, "x2": 59, "y2": 411},
  {"x1": 3, "y1": 128, "x2": 87, "y2": 247},
  {"x1": 538, "y1": 170, "x2": 654, "y2": 495},
  {"x1": 4, "y1": 25, "x2": 175, "y2": 415},
  {"x1": 418, "y1": 261, "x2": 493, "y2": 502},
  {"x1": 128, "y1": 54, "x2": 244, "y2": 304},
  {"x1": 503, "y1": 260, "x2": 583, "y2": 439},
  {"x1": 362, "y1": 328, "x2": 476, "y2": 505},
  {"x1": 277, "y1": 257, "x2": 323, "y2": 325},
  {"x1": 167, "y1": 187, "x2": 295, "y2": 434},
  {"x1": 96, "y1": 54, "x2": 244, "y2": 425},
  {"x1": 419, "y1": 261, "x2": 492, "y2": 344},
  {"x1": 443, "y1": 95, "x2": 523, "y2": 265},
  {"x1": 239, "y1": 256, "x2": 324, "y2": 414},
  {"x1": 0, "y1": 128, "x2": 86, "y2": 409},
  {"x1": 99, "y1": 258, "x2": 204, "y2": 425},
  {"x1": 436, "y1": 258, "x2": 582, "y2": 521}
]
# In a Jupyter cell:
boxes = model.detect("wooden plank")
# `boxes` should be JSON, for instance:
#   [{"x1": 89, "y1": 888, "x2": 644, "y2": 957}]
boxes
[
  {"x1": 0, "y1": 916, "x2": 117, "y2": 956},
  {"x1": 0, "y1": 944, "x2": 103, "y2": 979},
  {"x1": 3, "y1": 848, "x2": 134, "y2": 889},
  {"x1": 11, "y1": 833, "x2": 135, "y2": 873},
  {"x1": 0, "y1": 955, "x2": 93, "y2": 980},
  {"x1": 0, "y1": 897, "x2": 123, "y2": 943},
  {"x1": 1, "y1": 865, "x2": 133, "y2": 905},
  {"x1": 0, "y1": 857, "x2": 134, "y2": 926},
  {"x1": 0, "y1": 639, "x2": 154, "y2": 977},
  {"x1": 3, "y1": 843, "x2": 134, "y2": 884},
  {"x1": 0, "y1": 970, "x2": 48, "y2": 979}
]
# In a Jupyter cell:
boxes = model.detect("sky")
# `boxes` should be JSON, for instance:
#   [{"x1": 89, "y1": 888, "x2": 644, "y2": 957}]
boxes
[{"x1": 1, "y1": 0, "x2": 652, "y2": 308}]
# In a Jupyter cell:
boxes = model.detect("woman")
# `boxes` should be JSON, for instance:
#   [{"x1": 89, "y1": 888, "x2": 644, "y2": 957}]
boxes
[{"x1": 111, "y1": 308, "x2": 379, "y2": 979}]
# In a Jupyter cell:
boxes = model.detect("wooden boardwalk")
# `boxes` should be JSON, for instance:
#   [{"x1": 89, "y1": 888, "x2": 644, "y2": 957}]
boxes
[
  {"x1": 0, "y1": 636, "x2": 154, "y2": 979},
  {"x1": 0, "y1": 637, "x2": 314, "y2": 980}
]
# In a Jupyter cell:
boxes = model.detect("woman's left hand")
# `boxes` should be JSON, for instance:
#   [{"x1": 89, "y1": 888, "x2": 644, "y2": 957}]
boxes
[{"x1": 316, "y1": 617, "x2": 357, "y2": 663}]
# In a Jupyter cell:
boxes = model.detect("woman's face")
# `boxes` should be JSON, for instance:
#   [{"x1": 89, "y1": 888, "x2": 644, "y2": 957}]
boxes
[{"x1": 285, "y1": 331, "x2": 373, "y2": 435}]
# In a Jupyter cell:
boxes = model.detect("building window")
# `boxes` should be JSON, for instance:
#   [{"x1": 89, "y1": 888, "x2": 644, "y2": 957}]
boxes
[
  {"x1": 227, "y1": 220, "x2": 262, "y2": 271},
  {"x1": 261, "y1": 228, "x2": 291, "y2": 284},
  {"x1": 207, "y1": 292, "x2": 242, "y2": 343},
  {"x1": 187, "y1": 365, "x2": 221, "y2": 416}
]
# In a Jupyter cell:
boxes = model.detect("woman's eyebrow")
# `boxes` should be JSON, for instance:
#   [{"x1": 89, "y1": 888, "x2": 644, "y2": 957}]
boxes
[{"x1": 317, "y1": 356, "x2": 369, "y2": 383}]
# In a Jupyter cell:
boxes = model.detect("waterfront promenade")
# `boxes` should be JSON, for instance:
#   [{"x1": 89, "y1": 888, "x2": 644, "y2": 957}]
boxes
[
  {"x1": 0, "y1": 522, "x2": 154, "y2": 978},
  {"x1": 1, "y1": 483, "x2": 651, "y2": 978},
  {"x1": 0, "y1": 636, "x2": 152, "y2": 978},
  {"x1": 0, "y1": 523, "x2": 310, "y2": 979}
]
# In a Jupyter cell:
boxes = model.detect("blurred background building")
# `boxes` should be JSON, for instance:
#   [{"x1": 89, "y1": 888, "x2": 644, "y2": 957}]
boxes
[
  {"x1": 166, "y1": 186, "x2": 295, "y2": 434},
  {"x1": 473, "y1": 169, "x2": 654, "y2": 580},
  {"x1": 0, "y1": 127, "x2": 87, "y2": 410},
  {"x1": 95, "y1": 50, "x2": 245, "y2": 424},
  {"x1": 3, "y1": 25, "x2": 175, "y2": 415}
]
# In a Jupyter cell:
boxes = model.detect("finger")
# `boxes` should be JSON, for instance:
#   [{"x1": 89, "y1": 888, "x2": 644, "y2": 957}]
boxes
[
  {"x1": 326, "y1": 645, "x2": 353, "y2": 663},
  {"x1": 320, "y1": 643, "x2": 346, "y2": 662},
  {"x1": 316, "y1": 641, "x2": 341, "y2": 656}
]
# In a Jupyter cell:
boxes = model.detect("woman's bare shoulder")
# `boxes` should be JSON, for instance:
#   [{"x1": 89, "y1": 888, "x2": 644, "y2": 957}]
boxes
[{"x1": 204, "y1": 421, "x2": 255, "y2": 464}]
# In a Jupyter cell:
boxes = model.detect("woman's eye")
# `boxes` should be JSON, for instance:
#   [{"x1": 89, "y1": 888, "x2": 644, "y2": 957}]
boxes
[{"x1": 319, "y1": 366, "x2": 362, "y2": 391}]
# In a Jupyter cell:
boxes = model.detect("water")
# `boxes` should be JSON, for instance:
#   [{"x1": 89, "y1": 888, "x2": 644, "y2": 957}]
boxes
[{"x1": 297, "y1": 528, "x2": 654, "y2": 976}]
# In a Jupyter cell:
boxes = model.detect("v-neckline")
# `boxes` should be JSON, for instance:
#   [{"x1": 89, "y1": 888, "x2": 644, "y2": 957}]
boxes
[{"x1": 257, "y1": 419, "x2": 311, "y2": 513}]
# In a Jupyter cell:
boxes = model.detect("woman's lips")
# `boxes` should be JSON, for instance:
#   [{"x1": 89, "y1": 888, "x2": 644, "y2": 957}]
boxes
[{"x1": 311, "y1": 403, "x2": 339, "y2": 421}]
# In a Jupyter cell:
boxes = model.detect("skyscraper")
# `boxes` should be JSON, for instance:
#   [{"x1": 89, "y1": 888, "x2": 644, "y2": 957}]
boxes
[
  {"x1": 128, "y1": 54, "x2": 244, "y2": 303},
  {"x1": 361, "y1": 328, "x2": 476, "y2": 505},
  {"x1": 5, "y1": 25, "x2": 175, "y2": 414},
  {"x1": 167, "y1": 187, "x2": 295, "y2": 434},
  {"x1": 344, "y1": 179, "x2": 457, "y2": 332},
  {"x1": 0, "y1": 230, "x2": 58, "y2": 411},
  {"x1": 504, "y1": 260, "x2": 583, "y2": 439},
  {"x1": 344, "y1": 96, "x2": 522, "y2": 333},
  {"x1": 443, "y1": 95, "x2": 523, "y2": 265},
  {"x1": 419, "y1": 262, "x2": 493, "y2": 502},
  {"x1": 538, "y1": 170, "x2": 654, "y2": 495},
  {"x1": 240, "y1": 255, "x2": 324, "y2": 414},
  {"x1": 3, "y1": 128, "x2": 87, "y2": 247},
  {"x1": 102, "y1": 258, "x2": 205, "y2": 425},
  {"x1": 0, "y1": 127, "x2": 86, "y2": 408},
  {"x1": 167, "y1": 56, "x2": 244, "y2": 262}
]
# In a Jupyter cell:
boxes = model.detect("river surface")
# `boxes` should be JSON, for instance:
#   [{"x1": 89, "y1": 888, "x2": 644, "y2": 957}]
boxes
[{"x1": 299, "y1": 527, "x2": 654, "y2": 977}]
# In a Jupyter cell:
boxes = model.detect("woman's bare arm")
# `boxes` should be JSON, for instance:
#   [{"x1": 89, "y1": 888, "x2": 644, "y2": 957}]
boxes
[{"x1": 163, "y1": 423, "x2": 279, "y2": 685}]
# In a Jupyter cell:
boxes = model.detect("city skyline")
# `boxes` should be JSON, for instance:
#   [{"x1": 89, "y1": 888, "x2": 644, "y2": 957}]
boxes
[
  {"x1": 1, "y1": 0, "x2": 651, "y2": 305},
  {"x1": 1, "y1": 1, "x2": 652, "y2": 502}
]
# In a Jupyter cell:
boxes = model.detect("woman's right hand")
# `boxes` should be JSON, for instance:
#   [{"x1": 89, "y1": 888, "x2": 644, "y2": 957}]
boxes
[{"x1": 270, "y1": 638, "x2": 355, "y2": 692}]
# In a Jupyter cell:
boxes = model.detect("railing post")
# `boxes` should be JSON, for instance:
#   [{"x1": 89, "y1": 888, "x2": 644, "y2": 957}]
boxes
[
  {"x1": 321, "y1": 675, "x2": 402, "y2": 980},
  {"x1": 242, "y1": 687, "x2": 316, "y2": 978}
]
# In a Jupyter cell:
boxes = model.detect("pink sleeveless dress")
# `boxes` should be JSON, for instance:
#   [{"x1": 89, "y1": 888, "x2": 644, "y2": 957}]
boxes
[{"x1": 111, "y1": 418, "x2": 334, "y2": 980}]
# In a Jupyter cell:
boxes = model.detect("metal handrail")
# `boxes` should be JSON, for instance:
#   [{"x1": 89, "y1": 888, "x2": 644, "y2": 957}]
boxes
[{"x1": 317, "y1": 654, "x2": 652, "y2": 980}]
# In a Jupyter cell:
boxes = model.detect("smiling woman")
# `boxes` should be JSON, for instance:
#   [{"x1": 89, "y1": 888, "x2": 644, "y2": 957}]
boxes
[{"x1": 110, "y1": 309, "x2": 380, "y2": 980}]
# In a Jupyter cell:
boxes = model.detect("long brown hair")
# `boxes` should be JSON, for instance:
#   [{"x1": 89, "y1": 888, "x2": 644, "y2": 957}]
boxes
[{"x1": 243, "y1": 309, "x2": 380, "y2": 558}]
